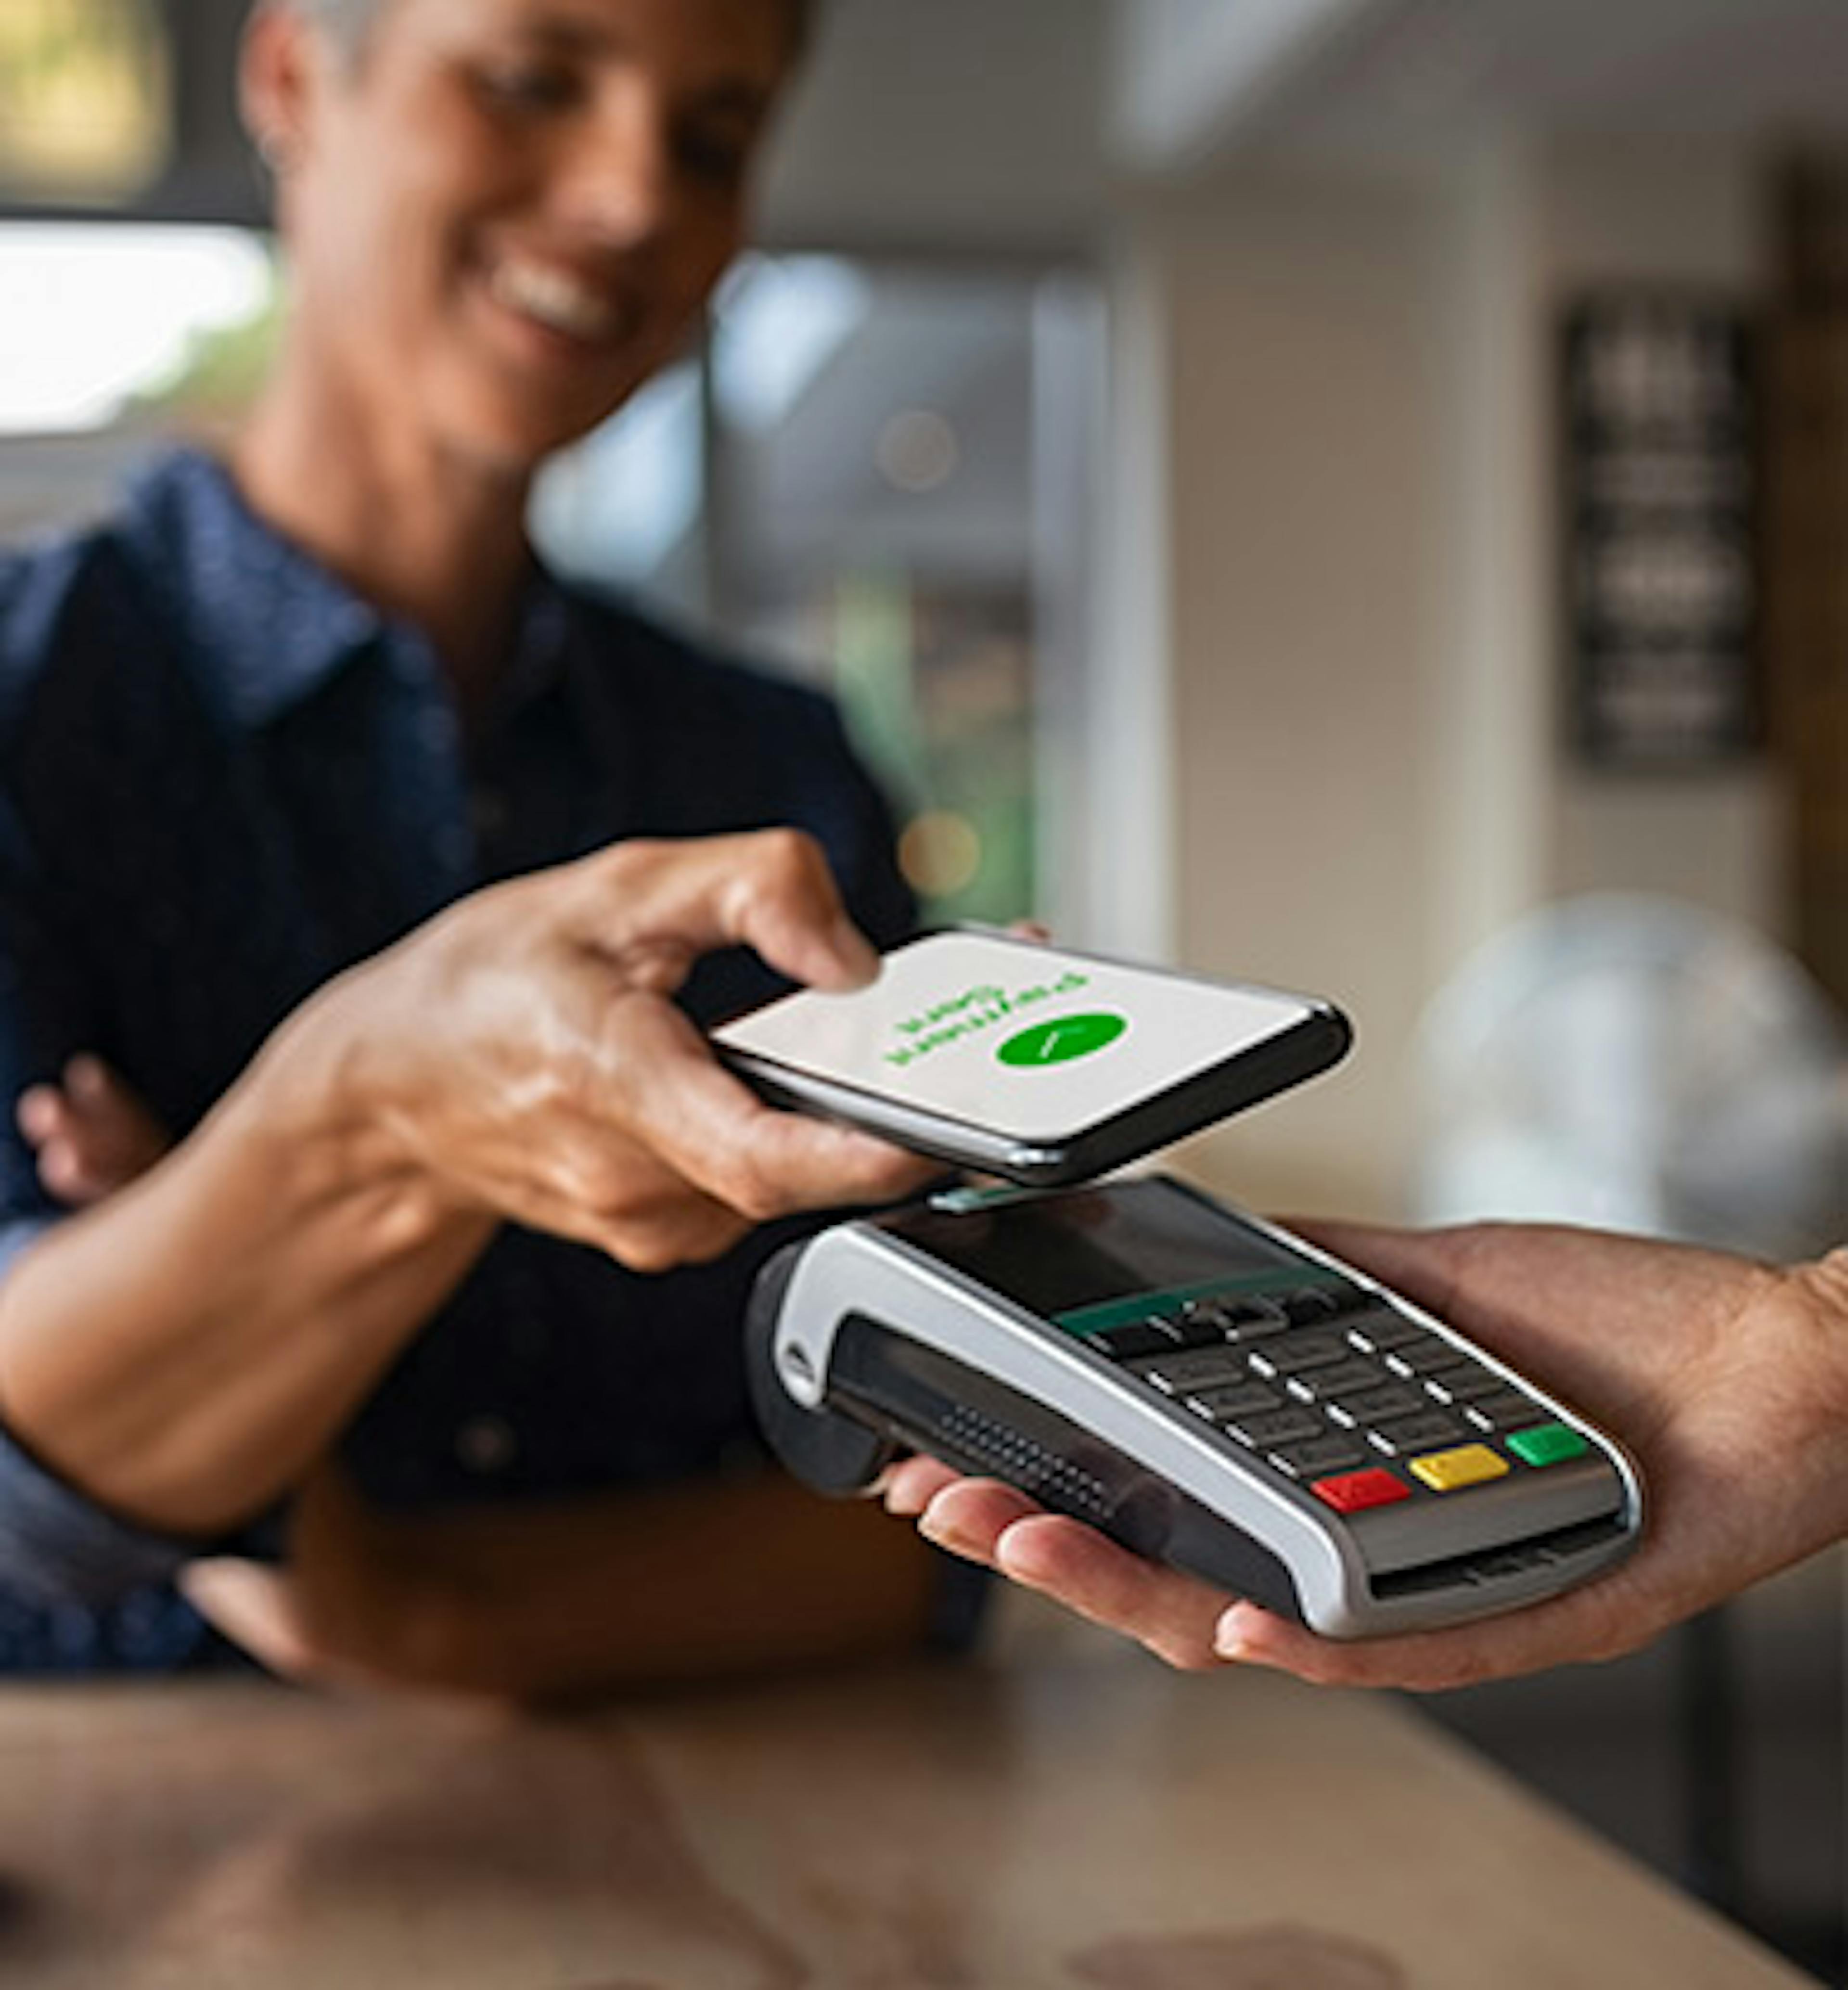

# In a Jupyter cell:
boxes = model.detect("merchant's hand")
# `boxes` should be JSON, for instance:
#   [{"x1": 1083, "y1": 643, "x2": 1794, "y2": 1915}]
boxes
[{"x1": 884, "y1": 1222, "x2": 1848, "y2": 1689}]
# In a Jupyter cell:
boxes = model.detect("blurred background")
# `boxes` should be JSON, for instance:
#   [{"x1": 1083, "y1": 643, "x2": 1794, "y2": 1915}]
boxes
[{"x1": 0, "y1": 0, "x2": 1843, "y2": 1976}]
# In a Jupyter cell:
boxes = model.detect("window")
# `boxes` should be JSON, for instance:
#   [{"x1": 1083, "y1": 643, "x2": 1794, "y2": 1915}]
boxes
[
  {"x1": 538, "y1": 254, "x2": 1099, "y2": 926},
  {"x1": 0, "y1": 0, "x2": 172, "y2": 205},
  {"x1": 0, "y1": 232, "x2": 1100, "y2": 926}
]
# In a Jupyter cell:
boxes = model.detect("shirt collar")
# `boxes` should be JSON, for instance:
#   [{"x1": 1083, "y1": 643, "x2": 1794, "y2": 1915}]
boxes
[
  {"x1": 122, "y1": 449, "x2": 575, "y2": 732},
  {"x1": 485, "y1": 571, "x2": 576, "y2": 728}
]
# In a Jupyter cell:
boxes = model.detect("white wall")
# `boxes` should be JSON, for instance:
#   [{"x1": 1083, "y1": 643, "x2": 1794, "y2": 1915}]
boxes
[
  {"x1": 1100, "y1": 130, "x2": 1786, "y2": 1220},
  {"x1": 755, "y1": 4, "x2": 1796, "y2": 1221},
  {"x1": 1097, "y1": 166, "x2": 1447, "y2": 1218}
]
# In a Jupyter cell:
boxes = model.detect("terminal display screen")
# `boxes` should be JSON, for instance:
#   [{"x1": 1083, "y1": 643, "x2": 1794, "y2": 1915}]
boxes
[{"x1": 888, "y1": 1179, "x2": 1303, "y2": 1320}]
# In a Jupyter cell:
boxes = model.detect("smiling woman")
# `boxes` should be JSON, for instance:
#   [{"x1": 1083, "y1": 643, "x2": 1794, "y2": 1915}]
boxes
[
  {"x1": 0, "y1": 0, "x2": 953, "y2": 1692},
  {"x1": 241, "y1": 0, "x2": 808, "y2": 537}
]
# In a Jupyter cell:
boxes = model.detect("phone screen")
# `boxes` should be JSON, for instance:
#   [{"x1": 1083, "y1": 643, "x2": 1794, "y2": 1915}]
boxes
[{"x1": 712, "y1": 931, "x2": 1330, "y2": 1147}]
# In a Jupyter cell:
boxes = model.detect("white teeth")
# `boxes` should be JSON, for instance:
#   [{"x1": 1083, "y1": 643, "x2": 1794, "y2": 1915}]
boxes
[{"x1": 490, "y1": 260, "x2": 624, "y2": 342}]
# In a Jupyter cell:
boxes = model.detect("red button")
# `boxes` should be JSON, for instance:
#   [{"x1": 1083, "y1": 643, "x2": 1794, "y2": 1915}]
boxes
[{"x1": 1311, "y1": 1467, "x2": 1412, "y2": 1515}]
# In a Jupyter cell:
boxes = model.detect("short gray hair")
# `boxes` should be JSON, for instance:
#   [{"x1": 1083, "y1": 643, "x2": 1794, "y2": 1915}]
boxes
[
  {"x1": 294, "y1": 0, "x2": 380, "y2": 52},
  {"x1": 292, "y1": 0, "x2": 816, "y2": 60}
]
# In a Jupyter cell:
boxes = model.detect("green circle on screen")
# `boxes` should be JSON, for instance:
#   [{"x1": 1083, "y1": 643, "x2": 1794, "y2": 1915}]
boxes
[{"x1": 996, "y1": 1012, "x2": 1129, "y2": 1067}]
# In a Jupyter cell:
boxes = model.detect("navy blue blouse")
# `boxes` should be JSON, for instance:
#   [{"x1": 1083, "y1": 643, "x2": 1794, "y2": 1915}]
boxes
[{"x1": 0, "y1": 450, "x2": 916, "y2": 1669}]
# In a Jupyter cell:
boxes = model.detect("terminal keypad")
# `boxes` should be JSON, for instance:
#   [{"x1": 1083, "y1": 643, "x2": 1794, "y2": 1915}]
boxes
[{"x1": 1104, "y1": 1282, "x2": 1576, "y2": 1514}]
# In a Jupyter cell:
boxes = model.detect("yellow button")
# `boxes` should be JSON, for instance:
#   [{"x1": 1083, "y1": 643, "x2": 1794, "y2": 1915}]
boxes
[{"x1": 1410, "y1": 1443, "x2": 1510, "y2": 1493}]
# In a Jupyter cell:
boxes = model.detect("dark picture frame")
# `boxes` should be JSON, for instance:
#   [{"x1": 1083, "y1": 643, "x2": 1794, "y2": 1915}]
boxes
[{"x1": 1561, "y1": 293, "x2": 1760, "y2": 769}]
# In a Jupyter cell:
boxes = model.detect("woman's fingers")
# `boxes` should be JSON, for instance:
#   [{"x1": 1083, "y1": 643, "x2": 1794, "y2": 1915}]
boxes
[
  {"x1": 15, "y1": 1084, "x2": 58, "y2": 1144},
  {"x1": 180, "y1": 1558, "x2": 324, "y2": 1682},
  {"x1": 573, "y1": 831, "x2": 881, "y2": 997},
  {"x1": 15, "y1": 1057, "x2": 171, "y2": 1207},
  {"x1": 328, "y1": 828, "x2": 939, "y2": 1272},
  {"x1": 588, "y1": 992, "x2": 937, "y2": 1225}
]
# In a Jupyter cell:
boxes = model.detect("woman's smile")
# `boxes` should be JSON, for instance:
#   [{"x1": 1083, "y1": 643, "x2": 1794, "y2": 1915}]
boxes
[{"x1": 482, "y1": 251, "x2": 642, "y2": 358}]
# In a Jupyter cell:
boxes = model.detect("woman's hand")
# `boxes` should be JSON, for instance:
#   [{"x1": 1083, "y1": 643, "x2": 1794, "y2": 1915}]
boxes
[
  {"x1": 0, "y1": 829, "x2": 936, "y2": 1537},
  {"x1": 18, "y1": 830, "x2": 932, "y2": 1270},
  {"x1": 884, "y1": 1221, "x2": 1848, "y2": 1689},
  {"x1": 273, "y1": 828, "x2": 937, "y2": 1271}
]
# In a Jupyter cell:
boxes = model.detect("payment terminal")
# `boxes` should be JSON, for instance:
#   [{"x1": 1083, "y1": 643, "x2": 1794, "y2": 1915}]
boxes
[{"x1": 747, "y1": 1176, "x2": 1643, "y2": 1638}]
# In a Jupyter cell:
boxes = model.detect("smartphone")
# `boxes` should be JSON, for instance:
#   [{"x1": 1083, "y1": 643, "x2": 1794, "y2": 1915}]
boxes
[{"x1": 711, "y1": 929, "x2": 1351, "y2": 1186}]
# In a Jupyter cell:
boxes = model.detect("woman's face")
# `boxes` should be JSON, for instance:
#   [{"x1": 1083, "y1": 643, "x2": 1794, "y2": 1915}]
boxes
[{"x1": 262, "y1": 0, "x2": 797, "y2": 472}]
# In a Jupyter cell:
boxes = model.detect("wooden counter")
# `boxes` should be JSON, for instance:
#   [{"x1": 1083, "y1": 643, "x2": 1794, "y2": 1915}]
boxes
[{"x1": 0, "y1": 1631, "x2": 1814, "y2": 1988}]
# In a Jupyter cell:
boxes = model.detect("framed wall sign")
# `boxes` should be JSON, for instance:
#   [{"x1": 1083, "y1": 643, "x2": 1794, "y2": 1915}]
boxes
[{"x1": 1561, "y1": 294, "x2": 1759, "y2": 768}]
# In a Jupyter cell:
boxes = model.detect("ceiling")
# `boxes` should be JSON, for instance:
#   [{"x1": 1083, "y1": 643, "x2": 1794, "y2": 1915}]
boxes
[
  {"x1": 10, "y1": 0, "x2": 1848, "y2": 237},
  {"x1": 761, "y1": 0, "x2": 1848, "y2": 234},
  {"x1": 1144, "y1": 0, "x2": 1848, "y2": 167}
]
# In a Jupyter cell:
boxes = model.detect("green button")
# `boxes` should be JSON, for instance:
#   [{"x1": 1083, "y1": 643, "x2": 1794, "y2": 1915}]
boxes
[
  {"x1": 1506, "y1": 1422, "x2": 1590, "y2": 1468},
  {"x1": 997, "y1": 1011, "x2": 1129, "y2": 1067}
]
